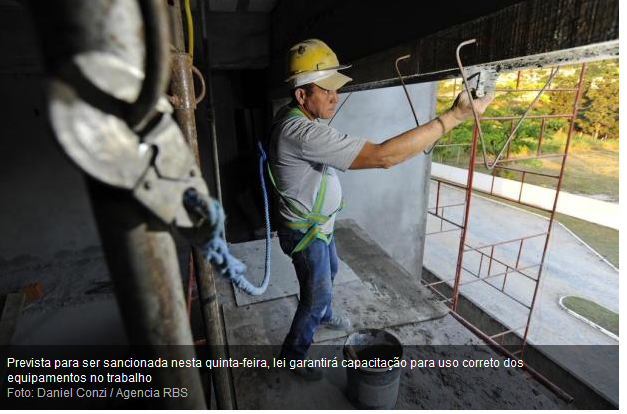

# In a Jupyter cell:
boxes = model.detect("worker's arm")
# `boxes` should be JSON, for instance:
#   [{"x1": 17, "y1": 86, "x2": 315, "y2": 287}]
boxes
[{"x1": 349, "y1": 91, "x2": 493, "y2": 169}]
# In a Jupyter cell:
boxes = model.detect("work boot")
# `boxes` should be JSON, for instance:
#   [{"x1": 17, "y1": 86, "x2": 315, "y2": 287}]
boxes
[
  {"x1": 292, "y1": 365, "x2": 324, "y2": 381},
  {"x1": 321, "y1": 316, "x2": 351, "y2": 331}
]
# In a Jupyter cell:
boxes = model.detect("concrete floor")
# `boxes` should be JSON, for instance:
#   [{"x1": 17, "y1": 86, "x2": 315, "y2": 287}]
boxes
[
  {"x1": 214, "y1": 220, "x2": 559, "y2": 409},
  {"x1": 6, "y1": 219, "x2": 585, "y2": 409}
]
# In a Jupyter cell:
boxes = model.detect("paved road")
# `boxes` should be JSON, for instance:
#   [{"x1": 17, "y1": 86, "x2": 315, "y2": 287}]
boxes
[{"x1": 424, "y1": 182, "x2": 619, "y2": 346}]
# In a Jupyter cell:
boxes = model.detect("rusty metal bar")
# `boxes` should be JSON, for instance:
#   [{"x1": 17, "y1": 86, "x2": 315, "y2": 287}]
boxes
[
  {"x1": 464, "y1": 232, "x2": 547, "y2": 253},
  {"x1": 521, "y1": 63, "x2": 588, "y2": 350},
  {"x1": 433, "y1": 263, "x2": 538, "y2": 305},
  {"x1": 87, "y1": 181, "x2": 206, "y2": 410},
  {"x1": 428, "y1": 201, "x2": 466, "y2": 210},
  {"x1": 394, "y1": 55, "x2": 420, "y2": 127},
  {"x1": 515, "y1": 70, "x2": 522, "y2": 89},
  {"x1": 426, "y1": 285, "x2": 451, "y2": 302},
  {"x1": 460, "y1": 267, "x2": 533, "y2": 310},
  {"x1": 518, "y1": 171, "x2": 526, "y2": 202},
  {"x1": 507, "y1": 121, "x2": 514, "y2": 159},
  {"x1": 490, "y1": 326, "x2": 526, "y2": 339},
  {"x1": 537, "y1": 119, "x2": 546, "y2": 156},
  {"x1": 489, "y1": 165, "x2": 561, "y2": 179},
  {"x1": 167, "y1": 0, "x2": 233, "y2": 409},
  {"x1": 486, "y1": 246, "x2": 495, "y2": 278},
  {"x1": 426, "y1": 227, "x2": 462, "y2": 237},
  {"x1": 462, "y1": 248, "x2": 541, "y2": 282},
  {"x1": 478, "y1": 153, "x2": 566, "y2": 164},
  {"x1": 495, "y1": 88, "x2": 578, "y2": 93},
  {"x1": 432, "y1": 59, "x2": 592, "y2": 382},
  {"x1": 490, "y1": 168, "x2": 496, "y2": 193},
  {"x1": 427, "y1": 211, "x2": 464, "y2": 230},
  {"x1": 501, "y1": 266, "x2": 509, "y2": 291},
  {"x1": 469, "y1": 253, "x2": 541, "y2": 282},
  {"x1": 430, "y1": 176, "x2": 557, "y2": 214},
  {"x1": 449, "y1": 311, "x2": 574, "y2": 403},
  {"x1": 481, "y1": 113, "x2": 573, "y2": 121},
  {"x1": 455, "y1": 44, "x2": 560, "y2": 171},
  {"x1": 451, "y1": 124, "x2": 479, "y2": 311},
  {"x1": 435, "y1": 180, "x2": 441, "y2": 215},
  {"x1": 432, "y1": 142, "x2": 472, "y2": 148},
  {"x1": 515, "y1": 239, "x2": 525, "y2": 269},
  {"x1": 426, "y1": 279, "x2": 452, "y2": 287},
  {"x1": 477, "y1": 254, "x2": 484, "y2": 279}
]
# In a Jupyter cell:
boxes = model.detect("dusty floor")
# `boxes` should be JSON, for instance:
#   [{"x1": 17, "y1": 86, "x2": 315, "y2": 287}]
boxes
[
  {"x1": 214, "y1": 220, "x2": 562, "y2": 410},
  {"x1": 7, "y1": 221, "x2": 571, "y2": 409}
]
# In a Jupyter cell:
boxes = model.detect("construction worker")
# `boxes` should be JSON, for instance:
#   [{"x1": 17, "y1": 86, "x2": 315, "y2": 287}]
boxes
[{"x1": 269, "y1": 39, "x2": 492, "y2": 379}]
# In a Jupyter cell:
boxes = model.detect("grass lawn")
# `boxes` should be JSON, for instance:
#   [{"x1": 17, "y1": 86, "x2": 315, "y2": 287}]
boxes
[
  {"x1": 434, "y1": 134, "x2": 619, "y2": 201},
  {"x1": 515, "y1": 135, "x2": 619, "y2": 202},
  {"x1": 562, "y1": 296, "x2": 619, "y2": 336}
]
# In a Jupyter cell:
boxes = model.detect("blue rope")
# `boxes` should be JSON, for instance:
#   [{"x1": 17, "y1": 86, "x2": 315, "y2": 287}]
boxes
[
  {"x1": 182, "y1": 143, "x2": 272, "y2": 296},
  {"x1": 257, "y1": 141, "x2": 272, "y2": 293}
]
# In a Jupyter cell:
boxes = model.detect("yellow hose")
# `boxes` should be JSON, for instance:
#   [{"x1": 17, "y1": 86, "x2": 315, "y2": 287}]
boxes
[{"x1": 184, "y1": 0, "x2": 194, "y2": 61}]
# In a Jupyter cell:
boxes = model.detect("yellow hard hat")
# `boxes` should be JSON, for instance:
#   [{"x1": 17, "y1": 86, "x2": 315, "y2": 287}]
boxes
[{"x1": 285, "y1": 39, "x2": 352, "y2": 91}]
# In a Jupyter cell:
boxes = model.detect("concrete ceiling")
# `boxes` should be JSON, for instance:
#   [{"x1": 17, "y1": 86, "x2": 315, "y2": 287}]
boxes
[{"x1": 208, "y1": 0, "x2": 278, "y2": 13}]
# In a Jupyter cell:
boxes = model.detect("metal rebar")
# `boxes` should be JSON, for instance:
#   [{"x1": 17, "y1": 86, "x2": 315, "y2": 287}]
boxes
[
  {"x1": 394, "y1": 55, "x2": 420, "y2": 127},
  {"x1": 455, "y1": 39, "x2": 560, "y2": 170},
  {"x1": 481, "y1": 113, "x2": 573, "y2": 121},
  {"x1": 167, "y1": 0, "x2": 233, "y2": 409},
  {"x1": 521, "y1": 63, "x2": 587, "y2": 351},
  {"x1": 450, "y1": 124, "x2": 479, "y2": 311},
  {"x1": 200, "y1": 0, "x2": 224, "y2": 205},
  {"x1": 429, "y1": 177, "x2": 556, "y2": 214}
]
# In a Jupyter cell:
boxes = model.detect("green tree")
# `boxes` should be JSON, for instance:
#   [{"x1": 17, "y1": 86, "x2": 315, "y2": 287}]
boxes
[{"x1": 577, "y1": 60, "x2": 619, "y2": 140}]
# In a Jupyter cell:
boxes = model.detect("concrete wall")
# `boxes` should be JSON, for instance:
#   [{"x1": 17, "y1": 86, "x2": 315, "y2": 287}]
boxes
[
  {"x1": 432, "y1": 163, "x2": 620, "y2": 230},
  {"x1": 0, "y1": 5, "x2": 102, "y2": 274},
  {"x1": 0, "y1": 73, "x2": 102, "y2": 269},
  {"x1": 327, "y1": 82, "x2": 437, "y2": 278}
]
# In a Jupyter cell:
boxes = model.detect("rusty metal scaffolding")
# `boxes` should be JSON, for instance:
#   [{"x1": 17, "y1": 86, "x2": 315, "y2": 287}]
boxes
[{"x1": 425, "y1": 63, "x2": 588, "y2": 354}]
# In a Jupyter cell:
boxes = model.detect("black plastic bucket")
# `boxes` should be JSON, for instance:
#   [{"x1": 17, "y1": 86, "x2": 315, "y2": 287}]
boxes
[{"x1": 343, "y1": 329, "x2": 403, "y2": 409}]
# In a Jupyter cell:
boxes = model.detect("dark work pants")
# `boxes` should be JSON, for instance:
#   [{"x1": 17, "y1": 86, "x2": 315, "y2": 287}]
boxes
[{"x1": 278, "y1": 228, "x2": 338, "y2": 361}]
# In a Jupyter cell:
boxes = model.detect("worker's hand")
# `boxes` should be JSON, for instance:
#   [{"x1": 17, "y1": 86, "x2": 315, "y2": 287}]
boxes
[{"x1": 450, "y1": 89, "x2": 494, "y2": 121}]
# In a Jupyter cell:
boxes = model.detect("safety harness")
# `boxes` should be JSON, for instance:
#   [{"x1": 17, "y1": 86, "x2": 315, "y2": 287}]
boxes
[{"x1": 266, "y1": 106, "x2": 344, "y2": 255}]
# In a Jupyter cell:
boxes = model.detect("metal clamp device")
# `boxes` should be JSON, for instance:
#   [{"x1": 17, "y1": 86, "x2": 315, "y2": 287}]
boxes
[{"x1": 47, "y1": 51, "x2": 210, "y2": 231}]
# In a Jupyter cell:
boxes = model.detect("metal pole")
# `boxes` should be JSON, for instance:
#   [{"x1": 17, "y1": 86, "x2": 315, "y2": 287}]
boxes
[
  {"x1": 200, "y1": 0, "x2": 224, "y2": 205},
  {"x1": 29, "y1": 0, "x2": 206, "y2": 408},
  {"x1": 450, "y1": 124, "x2": 479, "y2": 311},
  {"x1": 88, "y1": 180, "x2": 206, "y2": 409},
  {"x1": 167, "y1": 1, "x2": 200, "y2": 160},
  {"x1": 166, "y1": 0, "x2": 234, "y2": 409},
  {"x1": 520, "y1": 63, "x2": 587, "y2": 350}
]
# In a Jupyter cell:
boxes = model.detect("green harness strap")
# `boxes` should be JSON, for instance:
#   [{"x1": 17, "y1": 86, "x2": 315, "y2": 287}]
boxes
[{"x1": 268, "y1": 106, "x2": 345, "y2": 255}]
